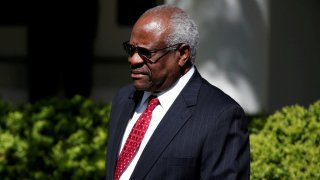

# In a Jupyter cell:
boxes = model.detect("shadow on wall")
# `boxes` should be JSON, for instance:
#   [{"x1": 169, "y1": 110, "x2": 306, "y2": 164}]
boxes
[{"x1": 167, "y1": 0, "x2": 269, "y2": 114}]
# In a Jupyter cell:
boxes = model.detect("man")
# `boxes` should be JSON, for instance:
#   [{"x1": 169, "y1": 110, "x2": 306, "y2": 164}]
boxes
[{"x1": 106, "y1": 5, "x2": 250, "y2": 180}]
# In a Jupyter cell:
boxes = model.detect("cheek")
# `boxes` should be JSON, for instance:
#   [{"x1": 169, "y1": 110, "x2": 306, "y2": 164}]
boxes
[
  {"x1": 148, "y1": 70, "x2": 163, "y2": 84},
  {"x1": 151, "y1": 63, "x2": 180, "y2": 83}
]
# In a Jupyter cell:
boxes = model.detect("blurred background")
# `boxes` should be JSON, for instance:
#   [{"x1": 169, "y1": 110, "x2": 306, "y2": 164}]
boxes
[{"x1": 0, "y1": 0, "x2": 319, "y2": 114}]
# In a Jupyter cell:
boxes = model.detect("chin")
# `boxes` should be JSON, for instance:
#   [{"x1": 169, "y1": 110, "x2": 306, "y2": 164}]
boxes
[{"x1": 133, "y1": 82, "x2": 150, "y2": 91}]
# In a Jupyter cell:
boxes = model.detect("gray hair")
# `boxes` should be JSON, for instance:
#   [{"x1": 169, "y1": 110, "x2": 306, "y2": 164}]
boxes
[{"x1": 144, "y1": 5, "x2": 200, "y2": 63}]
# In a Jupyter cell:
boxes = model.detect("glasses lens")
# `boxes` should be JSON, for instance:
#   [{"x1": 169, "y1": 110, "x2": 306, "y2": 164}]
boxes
[
  {"x1": 137, "y1": 47, "x2": 152, "y2": 59},
  {"x1": 123, "y1": 42, "x2": 134, "y2": 56},
  {"x1": 123, "y1": 42, "x2": 153, "y2": 59}
]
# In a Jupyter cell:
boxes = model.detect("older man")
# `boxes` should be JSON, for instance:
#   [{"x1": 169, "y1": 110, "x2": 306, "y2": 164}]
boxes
[{"x1": 106, "y1": 5, "x2": 250, "y2": 180}]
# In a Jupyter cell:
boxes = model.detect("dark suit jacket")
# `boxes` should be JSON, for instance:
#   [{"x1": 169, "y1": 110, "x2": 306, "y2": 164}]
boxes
[{"x1": 106, "y1": 69, "x2": 250, "y2": 180}]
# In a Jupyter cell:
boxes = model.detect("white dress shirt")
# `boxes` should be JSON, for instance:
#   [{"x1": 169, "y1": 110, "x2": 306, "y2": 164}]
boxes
[{"x1": 118, "y1": 66, "x2": 195, "y2": 180}]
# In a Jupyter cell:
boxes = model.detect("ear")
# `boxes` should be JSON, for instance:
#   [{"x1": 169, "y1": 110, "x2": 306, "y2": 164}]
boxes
[{"x1": 177, "y1": 44, "x2": 191, "y2": 67}]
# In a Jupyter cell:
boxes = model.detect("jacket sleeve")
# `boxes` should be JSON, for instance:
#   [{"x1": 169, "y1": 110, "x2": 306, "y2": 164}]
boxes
[{"x1": 200, "y1": 104, "x2": 250, "y2": 180}]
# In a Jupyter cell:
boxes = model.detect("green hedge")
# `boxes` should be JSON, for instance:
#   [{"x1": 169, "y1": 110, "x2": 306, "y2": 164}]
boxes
[
  {"x1": 0, "y1": 96, "x2": 110, "y2": 180},
  {"x1": 0, "y1": 97, "x2": 319, "y2": 179},
  {"x1": 250, "y1": 100, "x2": 320, "y2": 179}
]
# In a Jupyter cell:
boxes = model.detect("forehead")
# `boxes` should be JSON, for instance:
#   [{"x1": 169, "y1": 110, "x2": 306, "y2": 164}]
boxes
[{"x1": 131, "y1": 14, "x2": 170, "y2": 46}]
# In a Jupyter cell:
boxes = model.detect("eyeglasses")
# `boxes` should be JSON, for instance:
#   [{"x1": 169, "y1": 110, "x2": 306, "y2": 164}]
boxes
[{"x1": 123, "y1": 41, "x2": 182, "y2": 63}]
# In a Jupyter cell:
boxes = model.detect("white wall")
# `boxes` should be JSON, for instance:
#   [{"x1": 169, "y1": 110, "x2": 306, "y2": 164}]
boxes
[
  {"x1": 1, "y1": 0, "x2": 319, "y2": 113},
  {"x1": 94, "y1": 0, "x2": 131, "y2": 56},
  {"x1": 0, "y1": 0, "x2": 130, "y2": 57},
  {"x1": 268, "y1": 0, "x2": 320, "y2": 112},
  {"x1": 167, "y1": 0, "x2": 269, "y2": 114}
]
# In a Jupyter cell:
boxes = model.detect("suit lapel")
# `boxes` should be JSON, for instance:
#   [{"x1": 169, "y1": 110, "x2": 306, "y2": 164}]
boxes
[
  {"x1": 130, "y1": 70, "x2": 202, "y2": 179},
  {"x1": 109, "y1": 90, "x2": 144, "y2": 178}
]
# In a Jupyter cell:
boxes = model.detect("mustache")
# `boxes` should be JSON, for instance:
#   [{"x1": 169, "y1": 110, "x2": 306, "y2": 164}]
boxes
[
  {"x1": 130, "y1": 64, "x2": 152, "y2": 76},
  {"x1": 131, "y1": 69, "x2": 148, "y2": 74}
]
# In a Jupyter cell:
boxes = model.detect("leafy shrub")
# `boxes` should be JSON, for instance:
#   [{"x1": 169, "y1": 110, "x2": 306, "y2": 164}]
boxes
[
  {"x1": 0, "y1": 96, "x2": 110, "y2": 180},
  {"x1": 1, "y1": 96, "x2": 319, "y2": 179},
  {"x1": 250, "y1": 100, "x2": 320, "y2": 179}
]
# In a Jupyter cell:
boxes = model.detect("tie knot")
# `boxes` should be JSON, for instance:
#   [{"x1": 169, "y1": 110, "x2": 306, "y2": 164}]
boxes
[{"x1": 147, "y1": 96, "x2": 160, "y2": 110}]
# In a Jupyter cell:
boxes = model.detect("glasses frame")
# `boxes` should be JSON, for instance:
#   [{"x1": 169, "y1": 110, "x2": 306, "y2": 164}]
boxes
[{"x1": 123, "y1": 41, "x2": 183, "y2": 63}]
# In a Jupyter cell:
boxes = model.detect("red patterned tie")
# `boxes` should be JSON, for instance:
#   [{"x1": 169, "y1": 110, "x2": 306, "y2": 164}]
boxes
[{"x1": 114, "y1": 96, "x2": 160, "y2": 180}]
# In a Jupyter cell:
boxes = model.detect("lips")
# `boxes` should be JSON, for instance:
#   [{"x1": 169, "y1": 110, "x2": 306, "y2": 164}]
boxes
[{"x1": 131, "y1": 69, "x2": 147, "y2": 79}]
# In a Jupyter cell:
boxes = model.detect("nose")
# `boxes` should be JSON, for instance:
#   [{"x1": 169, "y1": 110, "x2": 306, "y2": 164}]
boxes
[{"x1": 128, "y1": 52, "x2": 144, "y2": 65}]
